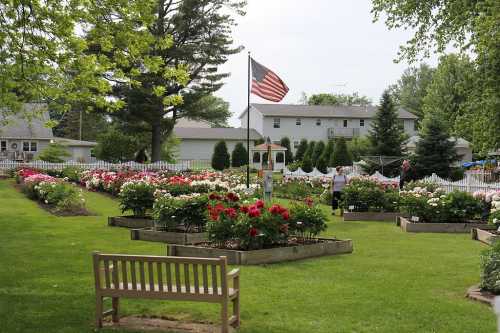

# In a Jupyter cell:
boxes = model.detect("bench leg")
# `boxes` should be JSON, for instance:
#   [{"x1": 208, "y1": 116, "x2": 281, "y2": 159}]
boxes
[
  {"x1": 232, "y1": 293, "x2": 240, "y2": 328},
  {"x1": 95, "y1": 295, "x2": 103, "y2": 329},
  {"x1": 221, "y1": 300, "x2": 229, "y2": 333},
  {"x1": 112, "y1": 297, "x2": 120, "y2": 323}
]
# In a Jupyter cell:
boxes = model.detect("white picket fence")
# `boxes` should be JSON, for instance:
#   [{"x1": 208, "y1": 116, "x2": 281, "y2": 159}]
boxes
[
  {"x1": 283, "y1": 167, "x2": 500, "y2": 194},
  {"x1": 0, "y1": 159, "x2": 211, "y2": 172}
]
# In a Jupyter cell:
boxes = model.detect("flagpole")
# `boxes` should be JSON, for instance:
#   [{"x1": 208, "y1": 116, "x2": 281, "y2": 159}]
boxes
[{"x1": 246, "y1": 51, "x2": 251, "y2": 189}]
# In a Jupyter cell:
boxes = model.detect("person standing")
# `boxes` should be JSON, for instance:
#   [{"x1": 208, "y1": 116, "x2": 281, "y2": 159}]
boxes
[
  {"x1": 399, "y1": 159, "x2": 411, "y2": 189},
  {"x1": 332, "y1": 166, "x2": 348, "y2": 216}
]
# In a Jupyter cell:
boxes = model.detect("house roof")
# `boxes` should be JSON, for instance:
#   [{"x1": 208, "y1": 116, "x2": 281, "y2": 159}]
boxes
[
  {"x1": 238, "y1": 103, "x2": 418, "y2": 120},
  {"x1": 0, "y1": 103, "x2": 54, "y2": 139},
  {"x1": 406, "y1": 135, "x2": 470, "y2": 148},
  {"x1": 175, "y1": 118, "x2": 213, "y2": 128},
  {"x1": 54, "y1": 137, "x2": 97, "y2": 147},
  {"x1": 173, "y1": 127, "x2": 262, "y2": 141},
  {"x1": 252, "y1": 143, "x2": 287, "y2": 151}
]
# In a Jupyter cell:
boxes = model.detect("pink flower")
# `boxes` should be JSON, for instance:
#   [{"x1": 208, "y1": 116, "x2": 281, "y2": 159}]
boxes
[
  {"x1": 248, "y1": 208, "x2": 261, "y2": 218},
  {"x1": 255, "y1": 199, "x2": 264, "y2": 209}
]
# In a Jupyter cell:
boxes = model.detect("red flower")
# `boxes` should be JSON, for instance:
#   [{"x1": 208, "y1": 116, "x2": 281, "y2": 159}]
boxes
[
  {"x1": 226, "y1": 192, "x2": 239, "y2": 202},
  {"x1": 240, "y1": 205, "x2": 249, "y2": 213},
  {"x1": 214, "y1": 203, "x2": 225, "y2": 213},
  {"x1": 305, "y1": 197, "x2": 314, "y2": 207},
  {"x1": 224, "y1": 207, "x2": 237, "y2": 219},
  {"x1": 209, "y1": 193, "x2": 221, "y2": 200},
  {"x1": 255, "y1": 199, "x2": 264, "y2": 209},
  {"x1": 248, "y1": 208, "x2": 261, "y2": 218},
  {"x1": 281, "y1": 211, "x2": 290, "y2": 220},
  {"x1": 279, "y1": 224, "x2": 289, "y2": 233},
  {"x1": 249, "y1": 227, "x2": 258, "y2": 237}
]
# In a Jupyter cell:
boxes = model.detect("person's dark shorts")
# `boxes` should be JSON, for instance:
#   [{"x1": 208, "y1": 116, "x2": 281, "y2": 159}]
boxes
[{"x1": 331, "y1": 191, "x2": 342, "y2": 210}]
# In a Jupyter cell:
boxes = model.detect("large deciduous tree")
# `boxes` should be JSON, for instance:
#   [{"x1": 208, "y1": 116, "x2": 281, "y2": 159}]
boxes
[{"x1": 307, "y1": 92, "x2": 372, "y2": 106}]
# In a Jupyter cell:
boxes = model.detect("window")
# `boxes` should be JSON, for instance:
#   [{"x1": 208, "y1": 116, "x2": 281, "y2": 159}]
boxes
[
  {"x1": 30, "y1": 142, "x2": 37, "y2": 152},
  {"x1": 253, "y1": 152, "x2": 260, "y2": 163},
  {"x1": 276, "y1": 152, "x2": 284, "y2": 163},
  {"x1": 413, "y1": 121, "x2": 418, "y2": 131},
  {"x1": 296, "y1": 118, "x2": 301, "y2": 126},
  {"x1": 343, "y1": 119, "x2": 348, "y2": 128},
  {"x1": 316, "y1": 119, "x2": 321, "y2": 126},
  {"x1": 359, "y1": 119, "x2": 365, "y2": 127},
  {"x1": 273, "y1": 118, "x2": 280, "y2": 128},
  {"x1": 23, "y1": 142, "x2": 30, "y2": 152},
  {"x1": 0, "y1": 141, "x2": 6, "y2": 152},
  {"x1": 293, "y1": 141, "x2": 299, "y2": 149}
]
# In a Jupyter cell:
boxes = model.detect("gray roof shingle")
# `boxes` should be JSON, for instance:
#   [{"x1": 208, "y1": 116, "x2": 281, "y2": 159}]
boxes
[
  {"x1": 239, "y1": 103, "x2": 418, "y2": 120},
  {"x1": 174, "y1": 127, "x2": 262, "y2": 141},
  {"x1": 0, "y1": 103, "x2": 54, "y2": 139}
]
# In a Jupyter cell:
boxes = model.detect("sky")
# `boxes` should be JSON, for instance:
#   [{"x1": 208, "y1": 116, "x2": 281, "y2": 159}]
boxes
[{"x1": 214, "y1": 0, "x2": 440, "y2": 127}]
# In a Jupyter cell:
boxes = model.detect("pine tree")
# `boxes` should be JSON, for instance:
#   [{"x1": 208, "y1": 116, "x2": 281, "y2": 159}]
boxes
[
  {"x1": 317, "y1": 140, "x2": 335, "y2": 173},
  {"x1": 369, "y1": 91, "x2": 407, "y2": 157},
  {"x1": 294, "y1": 139, "x2": 308, "y2": 161},
  {"x1": 211, "y1": 141, "x2": 230, "y2": 171},
  {"x1": 280, "y1": 137, "x2": 294, "y2": 165},
  {"x1": 304, "y1": 141, "x2": 316, "y2": 160},
  {"x1": 231, "y1": 142, "x2": 248, "y2": 168},
  {"x1": 414, "y1": 113, "x2": 458, "y2": 178},
  {"x1": 312, "y1": 141, "x2": 325, "y2": 165},
  {"x1": 330, "y1": 137, "x2": 352, "y2": 167},
  {"x1": 301, "y1": 141, "x2": 316, "y2": 172}
]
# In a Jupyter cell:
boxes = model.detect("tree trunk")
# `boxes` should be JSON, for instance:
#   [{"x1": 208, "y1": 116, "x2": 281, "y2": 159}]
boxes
[{"x1": 151, "y1": 123, "x2": 162, "y2": 162}]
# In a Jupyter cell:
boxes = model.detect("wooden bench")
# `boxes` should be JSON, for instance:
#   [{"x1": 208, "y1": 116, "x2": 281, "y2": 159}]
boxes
[{"x1": 92, "y1": 252, "x2": 240, "y2": 333}]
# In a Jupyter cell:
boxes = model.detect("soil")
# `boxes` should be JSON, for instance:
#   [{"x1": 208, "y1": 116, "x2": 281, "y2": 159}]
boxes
[{"x1": 103, "y1": 315, "x2": 224, "y2": 333}]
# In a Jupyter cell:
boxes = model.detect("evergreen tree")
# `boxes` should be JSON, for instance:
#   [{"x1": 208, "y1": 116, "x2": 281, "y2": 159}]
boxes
[
  {"x1": 37, "y1": 143, "x2": 71, "y2": 163},
  {"x1": 301, "y1": 155, "x2": 313, "y2": 173},
  {"x1": 317, "y1": 140, "x2": 335, "y2": 173},
  {"x1": 231, "y1": 143, "x2": 248, "y2": 168},
  {"x1": 414, "y1": 113, "x2": 458, "y2": 178},
  {"x1": 312, "y1": 141, "x2": 325, "y2": 166},
  {"x1": 369, "y1": 91, "x2": 407, "y2": 157},
  {"x1": 94, "y1": 128, "x2": 140, "y2": 163},
  {"x1": 330, "y1": 137, "x2": 352, "y2": 167},
  {"x1": 304, "y1": 141, "x2": 316, "y2": 160},
  {"x1": 211, "y1": 141, "x2": 230, "y2": 171},
  {"x1": 280, "y1": 137, "x2": 294, "y2": 165},
  {"x1": 294, "y1": 139, "x2": 308, "y2": 162}
]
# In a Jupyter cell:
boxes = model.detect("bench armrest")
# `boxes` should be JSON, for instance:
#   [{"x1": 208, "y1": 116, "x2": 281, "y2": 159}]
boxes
[{"x1": 228, "y1": 268, "x2": 240, "y2": 278}]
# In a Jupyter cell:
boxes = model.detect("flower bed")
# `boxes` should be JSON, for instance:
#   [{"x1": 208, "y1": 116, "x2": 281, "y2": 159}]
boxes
[
  {"x1": 471, "y1": 227, "x2": 500, "y2": 246},
  {"x1": 274, "y1": 176, "x2": 330, "y2": 201},
  {"x1": 399, "y1": 216, "x2": 487, "y2": 233},
  {"x1": 343, "y1": 211, "x2": 401, "y2": 222},
  {"x1": 17, "y1": 169, "x2": 88, "y2": 216},
  {"x1": 467, "y1": 239, "x2": 500, "y2": 304}
]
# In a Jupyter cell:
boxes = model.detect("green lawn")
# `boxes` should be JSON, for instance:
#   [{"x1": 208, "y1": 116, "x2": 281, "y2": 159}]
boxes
[{"x1": 0, "y1": 179, "x2": 495, "y2": 332}]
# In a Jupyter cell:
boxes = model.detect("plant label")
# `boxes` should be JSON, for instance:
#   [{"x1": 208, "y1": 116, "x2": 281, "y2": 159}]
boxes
[{"x1": 411, "y1": 216, "x2": 419, "y2": 222}]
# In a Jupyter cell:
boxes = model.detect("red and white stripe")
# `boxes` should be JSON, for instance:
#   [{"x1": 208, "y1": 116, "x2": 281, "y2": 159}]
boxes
[{"x1": 251, "y1": 72, "x2": 289, "y2": 102}]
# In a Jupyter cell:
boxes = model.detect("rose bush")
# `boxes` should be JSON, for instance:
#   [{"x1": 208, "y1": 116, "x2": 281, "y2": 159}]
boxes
[
  {"x1": 153, "y1": 193, "x2": 209, "y2": 232},
  {"x1": 341, "y1": 177, "x2": 399, "y2": 212}
]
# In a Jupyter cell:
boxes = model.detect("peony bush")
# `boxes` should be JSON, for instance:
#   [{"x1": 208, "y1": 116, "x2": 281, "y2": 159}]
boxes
[{"x1": 342, "y1": 176, "x2": 399, "y2": 213}]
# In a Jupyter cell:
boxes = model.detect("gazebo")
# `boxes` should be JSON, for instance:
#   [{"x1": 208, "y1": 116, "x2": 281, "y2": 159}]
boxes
[{"x1": 250, "y1": 141, "x2": 287, "y2": 171}]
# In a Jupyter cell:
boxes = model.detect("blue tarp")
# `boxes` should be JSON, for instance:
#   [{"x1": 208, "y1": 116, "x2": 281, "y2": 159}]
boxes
[{"x1": 462, "y1": 160, "x2": 497, "y2": 168}]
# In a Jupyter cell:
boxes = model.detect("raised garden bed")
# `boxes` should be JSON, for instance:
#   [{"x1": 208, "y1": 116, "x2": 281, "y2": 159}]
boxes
[
  {"x1": 108, "y1": 216, "x2": 154, "y2": 229},
  {"x1": 398, "y1": 216, "x2": 488, "y2": 233},
  {"x1": 131, "y1": 227, "x2": 207, "y2": 245},
  {"x1": 343, "y1": 211, "x2": 400, "y2": 222},
  {"x1": 466, "y1": 285, "x2": 495, "y2": 306},
  {"x1": 471, "y1": 226, "x2": 500, "y2": 245},
  {"x1": 166, "y1": 238, "x2": 353, "y2": 265}
]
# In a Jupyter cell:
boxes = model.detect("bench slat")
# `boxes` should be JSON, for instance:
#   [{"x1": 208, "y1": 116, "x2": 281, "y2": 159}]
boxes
[
  {"x1": 175, "y1": 263, "x2": 181, "y2": 292},
  {"x1": 98, "y1": 254, "x2": 222, "y2": 265},
  {"x1": 166, "y1": 263, "x2": 172, "y2": 292},
  {"x1": 121, "y1": 260, "x2": 128, "y2": 290},
  {"x1": 148, "y1": 262, "x2": 155, "y2": 292},
  {"x1": 139, "y1": 262, "x2": 146, "y2": 291},
  {"x1": 211, "y1": 264, "x2": 218, "y2": 295},
  {"x1": 157, "y1": 262, "x2": 163, "y2": 292},
  {"x1": 202, "y1": 264, "x2": 208, "y2": 294},
  {"x1": 112, "y1": 260, "x2": 119, "y2": 289},
  {"x1": 104, "y1": 260, "x2": 111, "y2": 289},
  {"x1": 130, "y1": 261, "x2": 137, "y2": 290},
  {"x1": 193, "y1": 264, "x2": 199, "y2": 294},
  {"x1": 184, "y1": 264, "x2": 190, "y2": 293}
]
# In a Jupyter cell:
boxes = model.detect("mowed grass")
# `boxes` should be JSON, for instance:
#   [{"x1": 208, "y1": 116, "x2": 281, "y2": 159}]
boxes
[{"x1": 0, "y1": 179, "x2": 496, "y2": 333}]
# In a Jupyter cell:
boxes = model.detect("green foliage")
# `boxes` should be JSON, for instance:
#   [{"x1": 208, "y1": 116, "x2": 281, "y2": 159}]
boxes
[
  {"x1": 312, "y1": 141, "x2": 325, "y2": 165},
  {"x1": 369, "y1": 91, "x2": 407, "y2": 157},
  {"x1": 280, "y1": 137, "x2": 294, "y2": 164},
  {"x1": 317, "y1": 140, "x2": 334, "y2": 173},
  {"x1": 330, "y1": 137, "x2": 352, "y2": 167},
  {"x1": 37, "y1": 143, "x2": 70, "y2": 163},
  {"x1": 342, "y1": 178, "x2": 399, "y2": 212},
  {"x1": 52, "y1": 108, "x2": 109, "y2": 142},
  {"x1": 231, "y1": 142, "x2": 248, "y2": 168},
  {"x1": 307, "y1": 92, "x2": 372, "y2": 106},
  {"x1": 61, "y1": 166, "x2": 83, "y2": 182},
  {"x1": 37, "y1": 182, "x2": 86, "y2": 213},
  {"x1": 211, "y1": 141, "x2": 230, "y2": 171},
  {"x1": 161, "y1": 134, "x2": 180, "y2": 163},
  {"x1": 153, "y1": 195, "x2": 209, "y2": 232},
  {"x1": 179, "y1": 95, "x2": 231, "y2": 127},
  {"x1": 289, "y1": 202, "x2": 328, "y2": 238},
  {"x1": 413, "y1": 113, "x2": 458, "y2": 178},
  {"x1": 294, "y1": 139, "x2": 308, "y2": 162},
  {"x1": 94, "y1": 129, "x2": 139, "y2": 163},
  {"x1": 347, "y1": 136, "x2": 372, "y2": 162},
  {"x1": 389, "y1": 63, "x2": 435, "y2": 121},
  {"x1": 480, "y1": 240, "x2": 500, "y2": 294},
  {"x1": 118, "y1": 181, "x2": 156, "y2": 217},
  {"x1": 301, "y1": 155, "x2": 313, "y2": 173}
]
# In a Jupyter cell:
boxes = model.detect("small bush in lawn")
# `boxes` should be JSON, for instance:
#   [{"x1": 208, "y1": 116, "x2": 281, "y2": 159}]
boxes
[
  {"x1": 61, "y1": 166, "x2": 83, "y2": 182},
  {"x1": 342, "y1": 177, "x2": 398, "y2": 212},
  {"x1": 289, "y1": 200, "x2": 327, "y2": 239},
  {"x1": 211, "y1": 141, "x2": 230, "y2": 171},
  {"x1": 37, "y1": 182, "x2": 86, "y2": 213},
  {"x1": 480, "y1": 240, "x2": 500, "y2": 294},
  {"x1": 118, "y1": 181, "x2": 156, "y2": 217},
  {"x1": 231, "y1": 142, "x2": 248, "y2": 168},
  {"x1": 37, "y1": 142, "x2": 71, "y2": 163}
]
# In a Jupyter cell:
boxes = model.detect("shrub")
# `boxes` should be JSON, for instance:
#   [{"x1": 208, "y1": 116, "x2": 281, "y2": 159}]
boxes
[
  {"x1": 37, "y1": 143, "x2": 70, "y2": 163},
  {"x1": 301, "y1": 155, "x2": 313, "y2": 173},
  {"x1": 280, "y1": 137, "x2": 294, "y2": 164},
  {"x1": 441, "y1": 191, "x2": 483, "y2": 222},
  {"x1": 342, "y1": 177, "x2": 399, "y2": 212},
  {"x1": 153, "y1": 194, "x2": 209, "y2": 232},
  {"x1": 94, "y1": 129, "x2": 139, "y2": 163},
  {"x1": 231, "y1": 142, "x2": 248, "y2": 167},
  {"x1": 286, "y1": 160, "x2": 301, "y2": 172},
  {"x1": 330, "y1": 137, "x2": 352, "y2": 167},
  {"x1": 211, "y1": 141, "x2": 230, "y2": 171},
  {"x1": 61, "y1": 166, "x2": 82, "y2": 182},
  {"x1": 37, "y1": 182, "x2": 86, "y2": 213},
  {"x1": 289, "y1": 200, "x2": 327, "y2": 238},
  {"x1": 294, "y1": 139, "x2": 308, "y2": 162},
  {"x1": 118, "y1": 181, "x2": 156, "y2": 217},
  {"x1": 480, "y1": 241, "x2": 500, "y2": 294}
]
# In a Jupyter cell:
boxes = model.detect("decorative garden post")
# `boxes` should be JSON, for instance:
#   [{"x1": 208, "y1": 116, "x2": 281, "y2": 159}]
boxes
[{"x1": 263, "y1": 137, "x2": 273, "y2": 202}]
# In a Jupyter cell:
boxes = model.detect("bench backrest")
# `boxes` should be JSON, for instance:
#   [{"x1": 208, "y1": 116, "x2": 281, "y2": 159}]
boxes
[{"x1": 92, "y1": 252, "x2": 228, "y2": 299}]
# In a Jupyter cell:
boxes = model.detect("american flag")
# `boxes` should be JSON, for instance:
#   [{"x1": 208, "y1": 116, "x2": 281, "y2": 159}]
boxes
[{"x1": 251, "y1": 58, "x2": 289, "y2": 102}]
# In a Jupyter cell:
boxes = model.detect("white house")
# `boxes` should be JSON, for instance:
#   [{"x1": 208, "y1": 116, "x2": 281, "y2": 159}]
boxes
[
  {"x1": 239, "y1": 103, "x2": 419, "y2": 152},
  {"x1": 173, "y1": 127, "x2": 262, "y2": 160},
  {"x1": 0, "y1": 103, "x2": 97, "y2": 162}
]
